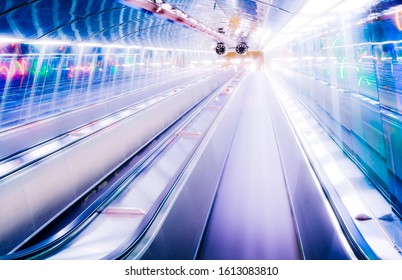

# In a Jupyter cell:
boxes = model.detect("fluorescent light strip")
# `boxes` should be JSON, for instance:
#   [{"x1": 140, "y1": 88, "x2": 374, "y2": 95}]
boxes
[
  {"x1": 0, "y1": 37, "x2": 24, "y2": 43},
  {"x1": 77, "y1": 42, "x2": 105, "y2": 47},
  {"x1": 0, "y1": 37, "x2": 214, "y2": 55},
  {"x1": 27, "y1": 40, "x2": 70, "y2": 45}
]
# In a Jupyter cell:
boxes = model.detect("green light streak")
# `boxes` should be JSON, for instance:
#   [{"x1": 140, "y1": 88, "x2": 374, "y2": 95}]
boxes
[
  {"x1": 340, "y1": 57, "x2": 347, "y2": 79},
  {"x1": 358, "y1": 76, "x2": 371, "y2": 86},
  {"x1": 332, "y1": 37, "x2": 340, "y2": 47}
]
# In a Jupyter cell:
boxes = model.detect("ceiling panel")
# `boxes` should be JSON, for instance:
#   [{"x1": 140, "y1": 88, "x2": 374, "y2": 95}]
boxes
[{"x1": 0, "y1": 0, "x2": 310, "y2": 50}]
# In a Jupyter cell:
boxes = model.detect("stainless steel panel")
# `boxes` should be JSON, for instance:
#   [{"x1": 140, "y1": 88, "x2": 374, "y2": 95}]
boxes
[
  {"x1": 20, "y1": 153, "x2": 76, "y2": 228},
  {"x1": 0, "y1": 177, "x2": 36, "y2": 255}
]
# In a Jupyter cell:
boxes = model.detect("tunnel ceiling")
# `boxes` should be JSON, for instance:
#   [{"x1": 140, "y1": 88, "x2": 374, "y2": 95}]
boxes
[{"x1": 0, "y1": 0, "x2": 308, "y2": 50}]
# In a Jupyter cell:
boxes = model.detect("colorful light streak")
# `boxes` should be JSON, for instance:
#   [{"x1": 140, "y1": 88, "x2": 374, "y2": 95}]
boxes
[
  {"x1": 0, "y1": 60, "x2": 27, "y2": 79},
  {"x1": 358, "y1": 50, "x2": 369, "y2": 63},
  {"x1": 395, "y1": 9, "x2": 402, "y2": 31},
  {"x1": 332, "y1": 37, "x2": 341, "y2": 47},
  {"x1": 358, "y1": 76, "x2": 372, "y2": 86},
  {"x1": 340, "y1": 57, "x2": 347, "y2": 79},
  {"x1": 67, "y1": 65, "x2": 95, "y2": 78}
]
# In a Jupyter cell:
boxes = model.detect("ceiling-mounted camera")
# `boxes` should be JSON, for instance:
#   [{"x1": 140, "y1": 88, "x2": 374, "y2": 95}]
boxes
[
  {"x1": 215, "y1": 42, "x2": 227, "y2": 56},
  {"x1": 235, "y1": 42, "x2": 248, "y2": 55}
]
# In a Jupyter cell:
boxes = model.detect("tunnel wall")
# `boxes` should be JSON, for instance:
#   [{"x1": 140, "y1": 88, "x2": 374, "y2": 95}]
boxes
[
  {"x1": 0, "y1": 42, "x2": 216, "y2": 131},
  {"x1": 267, "y1": 0, "x2": 402, "y2": 217}
]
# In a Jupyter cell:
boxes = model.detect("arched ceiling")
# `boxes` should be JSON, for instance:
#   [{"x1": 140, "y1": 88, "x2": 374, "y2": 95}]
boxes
[{"x1": 0, "y1": 0, "x2": 308, "y2": 50}]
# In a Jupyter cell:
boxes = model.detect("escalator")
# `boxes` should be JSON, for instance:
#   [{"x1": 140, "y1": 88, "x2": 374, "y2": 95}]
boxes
[
  {"x1": 197, "y1": 72, "x2": 301, "y2": 260},
  {"x1": 0, "y1": 68, "x2": 245, "y2": 260},
  {"x1": 1, "y1": 69, "x2": 385, "y2": 260}
]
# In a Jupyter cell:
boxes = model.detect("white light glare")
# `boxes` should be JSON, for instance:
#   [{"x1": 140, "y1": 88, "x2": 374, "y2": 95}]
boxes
[
  {"x1": 145, "y1": 47, "x2": 170, "y2": 51},
  {"x1": 25, "y1": 141, "x2": 62, "y2": 161},
  {"x1": 0, "y1": 37, "x2": 23, "y2": 43},
  {"x1": 0, "y1": 161, "x2": 18, "y2": 177},
  {"x1": 300, "y1": 0, "x2": 343, "y2": 14},
  {"x1": 286, "y1": 17, "x2": 314, "y2": 27},
  {"x1": 127, "y1": 45, "x2": 142, "y2": 49},
  {"x1": 202, "y1": 60, "x2": 212, "y2": 64},
  {"x1": 27, "y1": 39, "x2": 70, "y2": 46},
  {"x1": 249, "y1": 62, "x2": 257, "y2": 72},
  {"x1": 77, "y1": 42, "x2": 104, "y2": 47},
  {"x1": 332, "y1": 0, "x2": 374, "y2": 12},
  {"x1": 106, "y1": 44, "x2": 126, "y2": 48},
  {"x1": 309, "y1": 16, "x2": 337, "y2": 26}
]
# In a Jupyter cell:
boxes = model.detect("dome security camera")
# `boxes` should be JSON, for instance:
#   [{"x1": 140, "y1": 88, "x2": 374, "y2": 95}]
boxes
[
  {"x1": 215, "y1": 43, "x2": 227, "y2": 56},
  {"x1": 235, "y1": 42, "x2": 248, "y2": 55}
]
